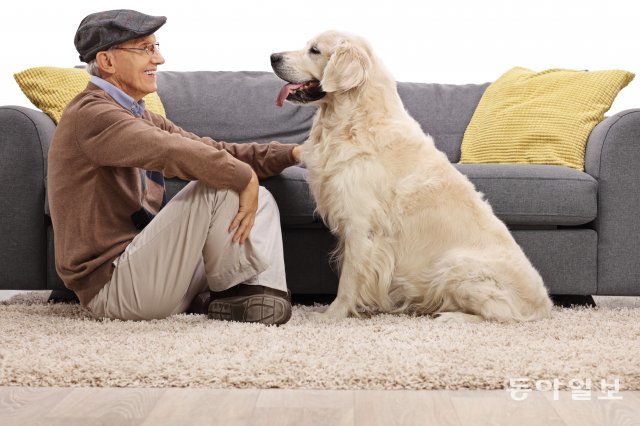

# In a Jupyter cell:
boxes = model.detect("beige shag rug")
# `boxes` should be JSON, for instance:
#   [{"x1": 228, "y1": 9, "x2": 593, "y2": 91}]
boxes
[{"x1": 1, "y1": 291, "x2": 639, "y2": 390}]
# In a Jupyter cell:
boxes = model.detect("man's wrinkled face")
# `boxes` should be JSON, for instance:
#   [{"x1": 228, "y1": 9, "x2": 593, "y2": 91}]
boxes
[{"x1": 104, "y1": 34, "x2": 165, "y2": 101}]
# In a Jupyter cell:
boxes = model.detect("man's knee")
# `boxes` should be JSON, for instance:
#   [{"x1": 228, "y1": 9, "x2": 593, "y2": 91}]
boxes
[
  {"x1": 177, "y1": 181, "x2": 239, "y2": 215},
  {"x1": 175, "y1": 180, "x2": 230, "y2": 200}
]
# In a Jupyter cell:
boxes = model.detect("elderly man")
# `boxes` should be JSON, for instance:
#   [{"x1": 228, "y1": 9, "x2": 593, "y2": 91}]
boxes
[{"x1": 48, "y1": 9, "x2": 300, "y2": 324}]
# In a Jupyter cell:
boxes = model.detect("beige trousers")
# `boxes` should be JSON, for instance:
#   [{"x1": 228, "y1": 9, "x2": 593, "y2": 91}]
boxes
[{"x1": 87, "y1": 181, "x2": 288, "y2": 320}]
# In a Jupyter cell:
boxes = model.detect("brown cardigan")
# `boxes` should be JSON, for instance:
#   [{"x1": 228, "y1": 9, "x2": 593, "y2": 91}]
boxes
[{"x1": 48, "y1": 83, "x2": 296, "y2": 306}]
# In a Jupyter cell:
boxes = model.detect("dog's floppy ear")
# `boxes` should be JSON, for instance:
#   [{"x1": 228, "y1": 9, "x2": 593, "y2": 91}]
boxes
[{"x1": 321, "y1": 41, "x2": 371, "y2": 93}]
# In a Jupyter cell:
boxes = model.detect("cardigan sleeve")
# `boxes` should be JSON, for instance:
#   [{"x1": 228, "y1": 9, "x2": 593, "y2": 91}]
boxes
[
  {"x1": 73, "y1": 95, "x2": 253, "y2": 193},
  {"x1": 147, "y1": 111, "x2": 297, "y2": 180}
]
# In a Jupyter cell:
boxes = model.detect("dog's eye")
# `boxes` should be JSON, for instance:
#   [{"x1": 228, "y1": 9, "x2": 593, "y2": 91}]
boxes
[{"x1": 309, "y1": 46, "x2": 321, "y2": 55}]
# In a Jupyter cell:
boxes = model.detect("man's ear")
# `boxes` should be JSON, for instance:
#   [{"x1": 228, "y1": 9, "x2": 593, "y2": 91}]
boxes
[
  {"x1": 95, "y1": 51, "x2": 115, "y2": 77},
  {"x1": 320, "y1": 42, "x2": 371, "y2": 93}
]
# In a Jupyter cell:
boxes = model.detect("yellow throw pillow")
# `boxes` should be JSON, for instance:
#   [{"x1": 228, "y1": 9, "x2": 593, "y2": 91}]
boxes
[
  {"x1": 460, "y1": 67, "x2": 634, "y2": 170},
  {"x1": 14, "y1": 66, "x2": 166, "y2": 124}
]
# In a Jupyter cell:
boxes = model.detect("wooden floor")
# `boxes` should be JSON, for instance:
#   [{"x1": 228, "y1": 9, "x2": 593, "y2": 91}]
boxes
[{"x1": 1, "y1": 387, "x2": 639, "y2": 425}]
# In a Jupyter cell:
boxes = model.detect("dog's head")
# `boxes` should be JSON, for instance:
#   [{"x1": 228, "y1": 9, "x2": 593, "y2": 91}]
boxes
[{"x1": 271, "y1": 31, "x2": 373, "y2": 107}]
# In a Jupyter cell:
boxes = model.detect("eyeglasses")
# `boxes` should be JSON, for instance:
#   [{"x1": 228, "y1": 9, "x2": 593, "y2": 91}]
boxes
[{"x1": 111, "y1": 42, "x2": 160, "y2": 56}]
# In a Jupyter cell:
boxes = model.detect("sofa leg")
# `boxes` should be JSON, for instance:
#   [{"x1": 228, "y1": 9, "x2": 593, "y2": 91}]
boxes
[
  {"x1": 48, "y1": 289, "x2": 79, "y2": 304},
  {"x1": 550, "y1": 294, "x2": 596, "y2": 308}
]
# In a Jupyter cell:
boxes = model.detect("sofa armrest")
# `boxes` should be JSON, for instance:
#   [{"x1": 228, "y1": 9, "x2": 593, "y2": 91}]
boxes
[
  {"x1": 0, "y1": 106, "x2": 56, "y2": 290},
  {"x1": 584, "y1": 109, "x2": 640, "y2": 295}
]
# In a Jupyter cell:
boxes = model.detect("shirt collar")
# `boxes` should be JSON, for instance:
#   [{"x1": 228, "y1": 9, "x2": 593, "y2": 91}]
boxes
[{"x1": 90, "y1": 75, "x2": 146, "y2": 117}]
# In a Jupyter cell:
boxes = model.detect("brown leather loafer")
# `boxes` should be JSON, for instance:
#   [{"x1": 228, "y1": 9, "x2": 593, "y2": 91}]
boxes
[
  {"x1": 186, "y1": 291, "x2": 212, "y2": 315},
  {"x1": 208, "y1": 284, "x2": 292, "y2": 325}
]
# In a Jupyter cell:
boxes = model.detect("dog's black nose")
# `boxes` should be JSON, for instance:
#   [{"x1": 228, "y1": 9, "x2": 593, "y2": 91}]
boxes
[{"x1": 270, "y1": 53, "x2": 283, "y2": 65}]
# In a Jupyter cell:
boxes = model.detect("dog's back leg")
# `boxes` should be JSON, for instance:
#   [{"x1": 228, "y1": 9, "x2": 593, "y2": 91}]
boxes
[
  {"x1": 428, "y1": 278, "x2": 524, "y2": 323},
  {"x1": 434, "y1": 274, "x2": 553, "y2": 323},
  {"x1": 426, "y1": 252, "x2": 552, "y2": 323},
  {"x1": 439, "y1": 278, "x2": 524, "y2": 323}
]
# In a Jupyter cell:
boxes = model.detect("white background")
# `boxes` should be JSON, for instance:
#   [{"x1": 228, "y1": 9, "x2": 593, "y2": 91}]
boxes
[{"x1": 1, "y1": 0, "x2": 637, "y2": 113}]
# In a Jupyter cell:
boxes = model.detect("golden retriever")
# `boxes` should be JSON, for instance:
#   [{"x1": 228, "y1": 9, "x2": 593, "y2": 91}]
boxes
[{"x1": 271, "y1": 31, "x2": 553, "y2": 323}]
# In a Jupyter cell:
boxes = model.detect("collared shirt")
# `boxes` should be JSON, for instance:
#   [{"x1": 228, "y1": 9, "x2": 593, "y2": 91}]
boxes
[{"x1": 90, "y1": 75, "x2": 146, "y2": 117}]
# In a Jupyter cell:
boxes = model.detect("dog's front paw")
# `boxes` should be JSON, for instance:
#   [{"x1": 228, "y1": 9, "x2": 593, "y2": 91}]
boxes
[{"x1": 306, "y1": 306, "x2": 351, "y2": 322}]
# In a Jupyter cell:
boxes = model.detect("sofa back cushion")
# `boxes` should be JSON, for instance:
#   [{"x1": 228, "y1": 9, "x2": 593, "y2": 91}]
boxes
[
  {"x1": 397, "y1": 82, "x2": 489, "y2": 162},
  {"x1": 156, "y1": 71, "x2": 488, "y2": 163},
  {"x1": 157, "y1": 71, "x2": 315, "y2": 146}
]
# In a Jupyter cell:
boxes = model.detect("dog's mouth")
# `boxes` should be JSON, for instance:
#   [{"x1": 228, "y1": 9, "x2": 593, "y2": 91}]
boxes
[{"x1": 276, "y1": 80, "x2": 326, "y2": 107}]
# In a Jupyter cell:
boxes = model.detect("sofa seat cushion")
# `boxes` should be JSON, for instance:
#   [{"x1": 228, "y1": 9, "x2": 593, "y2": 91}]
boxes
[
  {"x1": 454, "y1": 164, "x2": 597, "y2": 226},
  {"x1": 164, "y1": 166, "x2": 319, "y2": 226},
  {"x1": 261, "y1": 166, "x2": 319, "y2": 226},
  {"x1": 263, "y1": 164, "x2": 597, "y2": 228},
  {"x1": 163, "y1": 164, "x2": 597, "y2": 228}
]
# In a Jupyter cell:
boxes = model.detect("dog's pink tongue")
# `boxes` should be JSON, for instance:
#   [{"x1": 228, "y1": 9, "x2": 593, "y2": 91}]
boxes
[{"x1": 276, "y1": 82, "x2": 305, "y2": 107}]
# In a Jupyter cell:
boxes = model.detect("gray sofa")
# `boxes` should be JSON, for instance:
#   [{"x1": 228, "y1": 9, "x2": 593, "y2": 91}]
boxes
[{"x1": 1, "y1": 70, "x2": 639, "y2": 301}]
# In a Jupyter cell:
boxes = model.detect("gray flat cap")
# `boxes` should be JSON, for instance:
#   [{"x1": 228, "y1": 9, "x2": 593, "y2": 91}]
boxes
[{"x1": 75, "y1": 9, "x2": 166, "y2": 62}]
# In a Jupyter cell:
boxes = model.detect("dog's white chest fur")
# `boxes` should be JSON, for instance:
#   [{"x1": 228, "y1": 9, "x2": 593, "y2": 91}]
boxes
[{"x1": 302, "y1": 121, "x2": 395, "y2": 234}]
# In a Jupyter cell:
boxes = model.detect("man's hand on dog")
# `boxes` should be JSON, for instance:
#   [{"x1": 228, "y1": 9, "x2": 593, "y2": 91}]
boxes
[{"x1": 293, "y1": 145, "x2": 302, "y2": 163}]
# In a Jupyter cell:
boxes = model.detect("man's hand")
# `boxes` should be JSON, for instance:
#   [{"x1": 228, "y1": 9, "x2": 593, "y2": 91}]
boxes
[
  {"x1": 229, "y1": 170, "x2": 259, "y2": 244},
  {"x1": 292, "y1": 145, "x2": 302, "y2": 163}
]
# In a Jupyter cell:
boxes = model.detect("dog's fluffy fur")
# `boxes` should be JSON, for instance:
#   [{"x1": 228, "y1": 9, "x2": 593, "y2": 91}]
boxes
[{"x1": 271, "y1": 31, "x2": 553, "y2": 323}]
